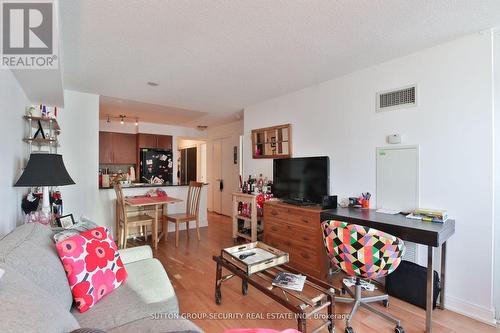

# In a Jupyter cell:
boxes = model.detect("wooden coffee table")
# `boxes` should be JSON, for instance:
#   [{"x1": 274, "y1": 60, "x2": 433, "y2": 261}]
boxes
[{"x1": 213, "y1": 255, "x2": 336, "y2": 333}]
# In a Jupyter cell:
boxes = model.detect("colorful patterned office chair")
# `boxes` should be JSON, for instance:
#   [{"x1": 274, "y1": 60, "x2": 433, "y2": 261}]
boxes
[{"x1": 322, "y1": 220, "x2": 406, "y2": 333}]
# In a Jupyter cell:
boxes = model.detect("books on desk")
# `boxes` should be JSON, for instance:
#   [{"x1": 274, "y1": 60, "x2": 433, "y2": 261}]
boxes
[{"x1": 407, "y1": 208, "x2": 448, "y2": 223}]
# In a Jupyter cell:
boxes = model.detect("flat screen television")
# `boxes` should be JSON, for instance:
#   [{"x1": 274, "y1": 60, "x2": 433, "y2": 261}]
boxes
[{"x1": 273, "y1": 156, "x2": 329, "y2": 205}]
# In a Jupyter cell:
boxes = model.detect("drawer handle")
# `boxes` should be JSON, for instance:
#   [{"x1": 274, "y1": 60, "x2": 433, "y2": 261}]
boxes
[
  {"x1": 284, "y1": 240, "x2": 292, "y2": 247},
  {"x1": 302, "y1": 236, "x2": 310, "y2": 241},
  {"x1": 301, "y1": 218, "x2": 309, "y2": 223},
  {"x1": 300, "y1": 252, "x2": 311, "y2": 259},
  {"x1": 271, "y1": 226, "x2": 279, "y2": 232},
  {"x1": 271, "y1": 210, "x2": 279, "y2": 216}
]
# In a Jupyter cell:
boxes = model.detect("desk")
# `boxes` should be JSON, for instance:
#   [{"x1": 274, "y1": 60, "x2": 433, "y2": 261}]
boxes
[
  {"x1": 123, "y1": 196, "x2": 183, "y2": 249},
  {"x1": 320, "y1": 208, "x2": 455, "y2": 333}
]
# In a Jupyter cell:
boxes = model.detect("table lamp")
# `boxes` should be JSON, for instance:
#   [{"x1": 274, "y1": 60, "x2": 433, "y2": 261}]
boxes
[{"x1": 14, "y1": 153, "x2": 75, "y2": 215}]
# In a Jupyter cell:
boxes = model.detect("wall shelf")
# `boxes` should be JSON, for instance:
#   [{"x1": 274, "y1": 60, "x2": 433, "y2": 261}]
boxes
[
  {"x1": 23, "y1": 115, "x2": 60, "y2": 153},
  {"x1": 251, "y1": 124, "x2": 291, "y2": 159}
]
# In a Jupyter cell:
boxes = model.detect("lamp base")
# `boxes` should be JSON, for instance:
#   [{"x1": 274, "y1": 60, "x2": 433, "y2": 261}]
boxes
[{"x1": 41, "y1": 186, "x2": 51, "y2": 215}]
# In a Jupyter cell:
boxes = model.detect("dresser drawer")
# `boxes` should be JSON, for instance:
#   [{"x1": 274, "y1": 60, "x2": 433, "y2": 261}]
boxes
[
  {"x1": 265, "y1": 217, "x2": 320, "y2": 250},
  {"x1": 265, "y1": 234, "x2": 322, "y2": 278},
  {"x1": 264, "y1": 205, "x2": 319, "y2": 227},
  {"x1": 265, "y1": 234, "x2": 320, "y2": 268}
]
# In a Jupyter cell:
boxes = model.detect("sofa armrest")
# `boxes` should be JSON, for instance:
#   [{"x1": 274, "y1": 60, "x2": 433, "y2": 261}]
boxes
[{"x1": 118, "y1": 245, "x2": 153, "y2": 265}]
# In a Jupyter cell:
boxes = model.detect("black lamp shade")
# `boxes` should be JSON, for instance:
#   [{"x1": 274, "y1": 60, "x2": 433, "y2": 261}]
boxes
[{"x1": 14, "y1": 153, "x2": 75, "y2": 187}]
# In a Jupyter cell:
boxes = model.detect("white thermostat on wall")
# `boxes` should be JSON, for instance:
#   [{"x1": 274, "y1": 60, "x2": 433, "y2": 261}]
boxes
[{"x1": 387, "y1": 134, "x2": 402, "y2": 144}]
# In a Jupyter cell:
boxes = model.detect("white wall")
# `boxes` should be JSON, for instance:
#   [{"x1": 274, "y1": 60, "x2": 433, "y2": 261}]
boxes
[
  {"x1": 493, "y1": 31, "x2": 500, "y2": 322},
  {"x1": 206, "y1": 120, "x2": 244, "y2": 211},
  {"x1": 243, "y1": 32, "x2": 496, "y2": 324},
  {"x1": 58, "y1": 90, "x2": 100, "y2": 220},
  {"x1": 0, "y1": 70, "x2": 30, "y2": 236}
]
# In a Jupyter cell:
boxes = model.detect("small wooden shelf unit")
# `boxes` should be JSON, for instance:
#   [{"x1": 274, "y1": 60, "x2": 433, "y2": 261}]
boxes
[
  {"x1": 232, "y1": 192, "x2": 263, "y2": 243},
  {"x1": 251, "y1": 124, "x2": 291, "y2": 159}
]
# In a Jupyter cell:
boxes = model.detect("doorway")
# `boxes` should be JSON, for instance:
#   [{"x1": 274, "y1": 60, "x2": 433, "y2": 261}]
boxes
[
  {"x1": 177, "y1": 138, "x2": 207, "y2": 184},
  {"x1": 179, "y1": 147, "x2": 197, "y2": 184},
  {"x1": 212, "y1": 136, "x2": 240, "y2": 216}
]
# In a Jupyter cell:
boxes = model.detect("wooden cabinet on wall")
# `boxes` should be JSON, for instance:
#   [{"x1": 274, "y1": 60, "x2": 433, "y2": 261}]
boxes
[
  {"x1": 99, "y1": 131, "x2": 136, "y2": 165},
  {"x1": 263, "y1": 201, "x2": 328, "y2": 280},
  {"x1": 99, "y1": 132, "x2": 113, "y2": 164},
  {"x1": 157, "y1": 135, "x2": 173, "y2": 150},
  {"x1": 112, "y1": 133, "x2": 137, "y2": 164},
  {"x1": 137, "y1": 133, "x2": 173, "y2": 150}
]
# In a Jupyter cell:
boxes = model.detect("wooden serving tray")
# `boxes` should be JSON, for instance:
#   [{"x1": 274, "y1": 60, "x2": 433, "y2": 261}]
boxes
[{"x1": 222, "y1": 241, "x2": 289, "y2": 275}]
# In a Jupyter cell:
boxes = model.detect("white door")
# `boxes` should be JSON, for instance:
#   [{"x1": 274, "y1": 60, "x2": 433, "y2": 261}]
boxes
[
  {"x1": 212, "y1": 139, "x2": 223, "y2": 214},
  {"x1": 212, "y1": 136, "x2": 240, "y2": 216},
  {"x1": 220, "y1": 136, "x2": 239, "y2": 216}
]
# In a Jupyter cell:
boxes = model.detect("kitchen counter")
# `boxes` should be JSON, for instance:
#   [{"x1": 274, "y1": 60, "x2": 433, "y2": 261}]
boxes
[{"x1": 99, "y1": 183, "x2": 208, "y2": 190}]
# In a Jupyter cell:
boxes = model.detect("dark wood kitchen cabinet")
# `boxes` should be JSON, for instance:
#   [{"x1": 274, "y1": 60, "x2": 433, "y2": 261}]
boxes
[
  {"x1": 112, "y1": 133, "x2": 137, "y2": 164},
  {"x1": 137, "y1": 133, "x2": 157, "y2": 149},
  {"x1": 137, "y1": 133, "x2": 172, "y2": 150},
  {"x1": 99, "y1": 132, "x2": 114, "y2": 164},
  {"x1": 99, "y1": 131, "x2": 136, "y2": 165},
  {"x1": 157, "y1": 135, "x2": 172, "y2": 150}
]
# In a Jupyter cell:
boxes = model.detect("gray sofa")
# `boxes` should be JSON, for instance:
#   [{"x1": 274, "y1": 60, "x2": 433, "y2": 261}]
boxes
[{"x1": 0, "y1": 222, "x2": 203, "y2": 333}]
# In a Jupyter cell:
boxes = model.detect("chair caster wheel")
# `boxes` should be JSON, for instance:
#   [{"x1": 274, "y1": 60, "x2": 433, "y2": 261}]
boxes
[
  {"x1": 345, "y1": 326, "x2": 354, "y2": 333},
  {"x1": 382, "y1": 299, "x2": 389, "y2": 307},
  {"x1": 341, "y1": 288, "x2": 347, "y2": 295},
  {"x1": 395, "y1": 325, "x2": 405, "y2": 333}
]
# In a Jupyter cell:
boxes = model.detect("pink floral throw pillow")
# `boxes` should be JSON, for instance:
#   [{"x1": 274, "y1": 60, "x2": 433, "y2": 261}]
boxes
[{"x1": 56, "y1": 227, "x2": 127, "y2": 312}]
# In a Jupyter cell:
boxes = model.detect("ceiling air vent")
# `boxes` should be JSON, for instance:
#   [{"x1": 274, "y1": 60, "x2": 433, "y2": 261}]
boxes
[{"x1": 376, "y1": 85, "x2": 417, "y2": 112}]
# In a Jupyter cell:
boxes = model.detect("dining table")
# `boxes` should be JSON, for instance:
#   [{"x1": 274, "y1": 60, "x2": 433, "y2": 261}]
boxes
[{"x1": 123, "y1": 195, "x2": 183, "y2": 249}]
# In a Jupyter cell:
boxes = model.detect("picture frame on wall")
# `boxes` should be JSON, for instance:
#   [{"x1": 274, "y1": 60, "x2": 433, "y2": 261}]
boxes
[{"x1": 57, "y1": 214, "x2": 75, "y2": 229}]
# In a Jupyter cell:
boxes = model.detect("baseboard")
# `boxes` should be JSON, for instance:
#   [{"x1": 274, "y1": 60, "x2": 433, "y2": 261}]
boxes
[{"x1": 445, "y1": 295, "x2": 496, "y2": 326}]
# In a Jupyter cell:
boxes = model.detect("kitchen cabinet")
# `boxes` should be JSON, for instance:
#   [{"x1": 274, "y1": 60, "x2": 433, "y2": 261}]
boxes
[
  {"x1": 99, "y1": 131, "x2": 136, "y2": 164},
  {"x1": 99, "y1": 132, "x2": 114, "y2": 164},
  {"x1": 137, "y1": 133, "x2": 172, "y2": 150},
  {"x1": 137, "y1": 133, "x2": 157, "y2": 149},
  {"x1": 157, "y1": 135, "x2": 172, "y2": 150},
  {"x1": 112, "y1": 133, "x2": 136, "y2": 164}
]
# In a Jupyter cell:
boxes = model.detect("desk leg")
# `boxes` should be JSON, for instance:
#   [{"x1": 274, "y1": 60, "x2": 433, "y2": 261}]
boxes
[
  {"x1": 153, "y1": 204, "x2": 158, "y2": 249},
  {"x1": 426, "y1": 246, "x2": 434, "y2": 333},
  {"x1": 439, "y1": 242, "x2": 447, "y2": 310}
]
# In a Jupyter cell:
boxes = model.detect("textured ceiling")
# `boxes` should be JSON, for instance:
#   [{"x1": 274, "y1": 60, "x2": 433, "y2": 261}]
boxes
[{"x1": 60, "y1": 0, "x2": 500, "y2": 126}]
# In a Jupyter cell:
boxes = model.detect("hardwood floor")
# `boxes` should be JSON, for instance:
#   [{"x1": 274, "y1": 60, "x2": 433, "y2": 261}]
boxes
[{"x1": 132, "y1": 212, "x2": 498, "y2": 333}]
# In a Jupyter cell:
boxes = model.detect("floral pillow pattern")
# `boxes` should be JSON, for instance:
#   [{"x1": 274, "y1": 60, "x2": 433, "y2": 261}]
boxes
[{"x1": 56, "y1": 227, "x2": 127, "y2": 312}]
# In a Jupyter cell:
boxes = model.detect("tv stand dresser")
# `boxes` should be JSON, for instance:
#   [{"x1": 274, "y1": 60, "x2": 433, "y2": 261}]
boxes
[{"x1": 263, "y1": 201, "x2": 328, "y2": 280}]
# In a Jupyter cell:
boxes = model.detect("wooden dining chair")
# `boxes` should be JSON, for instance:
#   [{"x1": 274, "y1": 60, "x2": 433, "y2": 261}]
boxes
[
  {"x1": 163, "y1": 181, "x2": 203, "y2": 247},
  {"x1": 114, "y1": 183, "x2": 154, "y2": 249}
]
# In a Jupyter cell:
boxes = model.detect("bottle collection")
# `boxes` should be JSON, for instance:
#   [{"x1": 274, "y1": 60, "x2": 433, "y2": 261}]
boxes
[{"x1": 241, "y1": 173, "x2": 273, "y2": 195}]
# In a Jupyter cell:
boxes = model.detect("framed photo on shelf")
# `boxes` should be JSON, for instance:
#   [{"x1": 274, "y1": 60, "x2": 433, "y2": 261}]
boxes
[{"x1": 57, "y1": 214, "x2": 75, "y2": 229}]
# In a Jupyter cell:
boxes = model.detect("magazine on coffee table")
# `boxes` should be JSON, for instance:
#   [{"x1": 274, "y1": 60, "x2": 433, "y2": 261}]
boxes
[{"x1": 272, "y1": 272, "x2": 307, "y2": 291}]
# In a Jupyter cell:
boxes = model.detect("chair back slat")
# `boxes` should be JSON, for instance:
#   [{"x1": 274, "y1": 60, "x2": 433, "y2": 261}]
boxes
[
  {"x1": 114, "y1": 183, "x2": 126, "y2": 222},
  {"x1": 186, "y1": 181, "x2": 203, "y2": 216}
]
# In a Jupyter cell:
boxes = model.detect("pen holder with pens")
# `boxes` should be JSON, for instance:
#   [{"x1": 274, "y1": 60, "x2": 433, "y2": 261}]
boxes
[
  {"x1": 361, "y1": 198, "x2": 370, "y2": 208},
  {"x1": 349, "y1": 192, "x2": 371, "y2": 208}
]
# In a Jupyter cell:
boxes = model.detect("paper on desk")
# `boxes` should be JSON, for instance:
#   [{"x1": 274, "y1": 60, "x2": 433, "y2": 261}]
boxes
[{"x1": 376, "y1": 208, "x2": 400, "y2": 215}]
